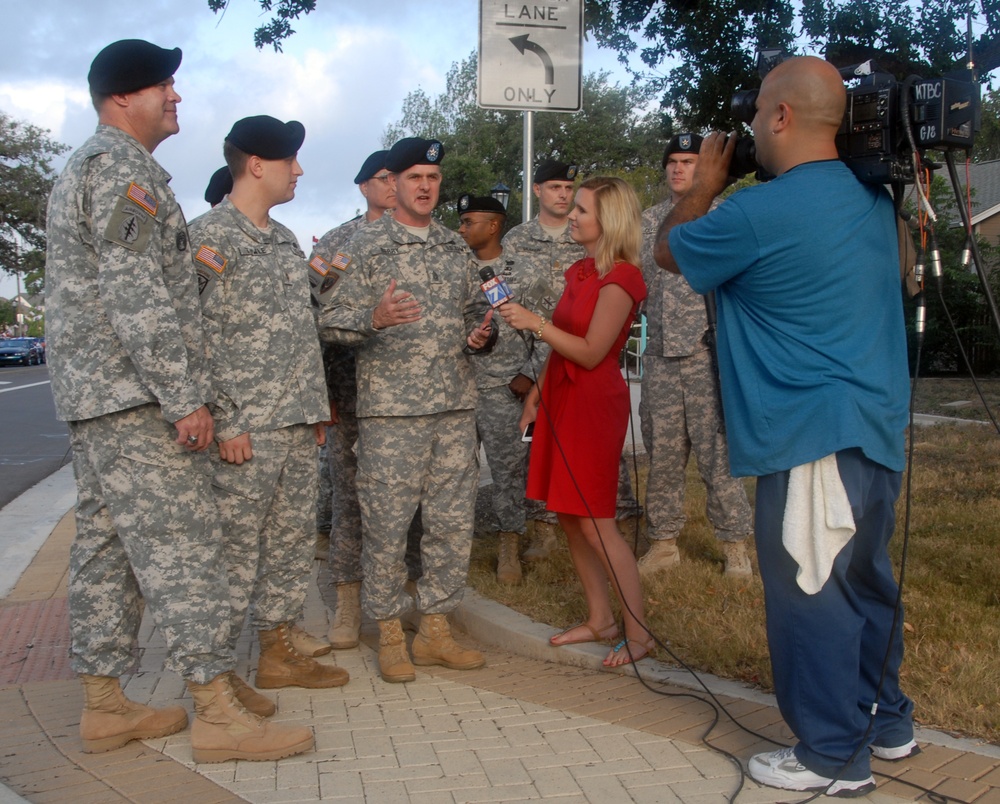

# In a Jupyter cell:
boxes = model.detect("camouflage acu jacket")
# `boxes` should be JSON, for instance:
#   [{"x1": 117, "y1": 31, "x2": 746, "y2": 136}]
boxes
[
  {"x1": 189, "y1": 199, "x2": 328, "y2": 441},
  {"x1": 46, "y1": 125, "x2": 210, "y2": 423},
  {"x1": 318, "y1": 214, "x2": 482, "y2": 418}
]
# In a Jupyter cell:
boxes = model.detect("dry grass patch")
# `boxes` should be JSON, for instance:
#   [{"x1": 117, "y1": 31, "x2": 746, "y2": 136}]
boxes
[{"x1": 470, "y1": 411, "x2": 1000, "y2": 744}]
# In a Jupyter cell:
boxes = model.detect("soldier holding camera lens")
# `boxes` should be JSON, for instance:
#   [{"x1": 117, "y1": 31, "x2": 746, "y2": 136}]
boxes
[{"x1": 655, "y1": 56, "x2": 913, "y2": 796}]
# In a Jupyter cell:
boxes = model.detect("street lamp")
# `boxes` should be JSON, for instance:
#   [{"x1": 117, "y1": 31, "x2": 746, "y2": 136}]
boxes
[{"x1": 490, "y1": 182, "x2": 511, "y2": 211}]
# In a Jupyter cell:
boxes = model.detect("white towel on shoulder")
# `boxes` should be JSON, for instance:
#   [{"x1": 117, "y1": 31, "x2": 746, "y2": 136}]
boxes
[{"x1": 782, "y1": 454, "x2": 856, "y2": 595}]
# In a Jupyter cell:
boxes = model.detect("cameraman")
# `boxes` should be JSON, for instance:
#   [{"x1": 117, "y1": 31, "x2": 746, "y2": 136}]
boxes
[{"x1": 654, "y1": 56, "x2": 914, "y2": 796}]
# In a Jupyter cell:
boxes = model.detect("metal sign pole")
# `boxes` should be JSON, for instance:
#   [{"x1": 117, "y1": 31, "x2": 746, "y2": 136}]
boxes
[{"x1": 523, "y1": 111, "x2": 534, "y2": 222}]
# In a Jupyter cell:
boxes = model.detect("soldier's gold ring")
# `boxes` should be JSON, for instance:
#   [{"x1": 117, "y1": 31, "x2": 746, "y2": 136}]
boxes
[{"x1": 186, "y1": 435, "x2": 199, "y2": 445}]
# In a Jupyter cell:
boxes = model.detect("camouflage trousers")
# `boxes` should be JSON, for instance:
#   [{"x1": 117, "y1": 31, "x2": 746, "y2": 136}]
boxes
[
  {"x1": 476, "y1": 385, "x2": 529, "y2": 535},
  {"x1": 67, "y1": 404, "x2": 232, "y2": 683},
  {"x1": 638, "y1": 351, "x2": 752, "y2": 542},
  {"x1": 356, "y1": 410, "x2": 478, "y2": 621},
  {"x1": 315, "y1": 412, "x2": 424, "y2": 611},
  {"x1": 315, "y1": 439, "x2": 332, "y2": 533},
  {"x1": 210, "y1": 424, "x2": 317, "y2": 650}
]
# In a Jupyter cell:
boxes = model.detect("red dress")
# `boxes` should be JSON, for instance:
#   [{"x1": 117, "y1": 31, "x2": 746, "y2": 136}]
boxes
[{"x1": 526, "y1": 258, "x2": 647, "y2": 517}]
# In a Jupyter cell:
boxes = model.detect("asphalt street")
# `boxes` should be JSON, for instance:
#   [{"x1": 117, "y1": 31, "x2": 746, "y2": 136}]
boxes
[{"x1": 0, "y1": 364, "x2": 71, "y2": 509}]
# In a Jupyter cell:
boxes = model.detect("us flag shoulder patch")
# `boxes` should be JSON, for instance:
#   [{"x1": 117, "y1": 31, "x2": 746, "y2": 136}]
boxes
[
  {"x1": 331, "y1": 253, "x2": 351, "y2": 271},
  {"x1": 126, "y1": 182, "x2": 158, "y2": 216},
  {"x1": 195, "y1": 245, "x2": 227, "y2": 274},
  {"x1": 309, "y1": 255, "x2": 330, "y2": 276}
]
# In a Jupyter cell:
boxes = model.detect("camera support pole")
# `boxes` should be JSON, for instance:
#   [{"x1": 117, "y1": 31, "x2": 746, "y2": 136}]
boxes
[{"x1": 944, "y1": 150, "x2": 1000, "y2": 345}]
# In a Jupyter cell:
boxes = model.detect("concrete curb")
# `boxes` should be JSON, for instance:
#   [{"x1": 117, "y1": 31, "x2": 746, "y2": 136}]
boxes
[
  {"x1": 453, "y1": 587, "x2": 1000, "y2": 761},
  {"x1": 0, "y1": 462, "x2": 75, "y2": 598}
]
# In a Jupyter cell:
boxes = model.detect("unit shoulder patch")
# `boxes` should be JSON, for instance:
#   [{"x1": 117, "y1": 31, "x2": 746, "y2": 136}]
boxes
[{"x1": 104, "y1": 195, "x2": 154, "y2": 252}]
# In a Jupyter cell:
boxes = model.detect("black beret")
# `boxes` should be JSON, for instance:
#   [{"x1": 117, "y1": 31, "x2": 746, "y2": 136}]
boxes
[
  {"x1": 457, "y1": 194, "x2": 507, "y2": 216},
  {"x1": 354, "y1": 150, "x2": 389, "y2": 184},
  {"x1": 385, "y1": 137, "x2": 445, "y2": 173},
  {"x1": 88, "y1": 39, "x2": 182, "y2": 95},
  {"x1": 533, "y1": 159, "x2": 577, "y2": 184},
  {"x1": 225, "y1": 115, "x2": 305, "y2": 160},
  {"x1": 204, "y1": 166, "x2": 233, "y2": 206},
  {"x1": 662, "y1": 133, "x2": 703, "y2": 167}
]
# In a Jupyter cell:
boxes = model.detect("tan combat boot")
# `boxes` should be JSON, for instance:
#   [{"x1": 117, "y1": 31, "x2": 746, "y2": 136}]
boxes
[
  {"x1": 79, "y1": 674, "x2": 188, "y2": 753},
  {"x1": 315, "y1": 529, "x2": 330, "y2": 561},
  {"x1": 328, "y1": 581, "x2": 361, "y2": 650},
  {"x1": 377, "y1": 618, "x2": 416, "y2": 683},
  {"x1": 496, "y1": 531, "x2": 522, "y2": 585},
  {"x1": 187, "y1": 674, "x2": 314, "y2": 763},
  {"x1": 255, "y1": 623, "x2": 349, "y2": 689},
  {"x1": 411, "y1": 614, "x2": 485, "y2": 670},
  {"x1": 637, "y1": 539, "x2": 681, "y2": 578},
  {"x1": 523, "y1": 521, "x2": 559, "y2": 562},
  {"x1": 721, "y1": 540, "x2": 753, "y2": 577},
  {"x1": 228, "y1": 671, "x2": 276, "y2": 717},
  {"x1": 287, "y1": 623, "x2": 332, "y2": 657}
]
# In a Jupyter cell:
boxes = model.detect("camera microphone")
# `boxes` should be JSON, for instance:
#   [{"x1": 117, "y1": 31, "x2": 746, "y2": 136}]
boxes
[{"x1": 479, "y1": 266, "x2": 514, "y2": 308}]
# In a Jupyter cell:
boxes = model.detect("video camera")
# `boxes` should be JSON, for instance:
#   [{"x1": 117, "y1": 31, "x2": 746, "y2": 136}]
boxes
[{"x1": 729, "y1": 49, "x2": 981, "y2": 185}]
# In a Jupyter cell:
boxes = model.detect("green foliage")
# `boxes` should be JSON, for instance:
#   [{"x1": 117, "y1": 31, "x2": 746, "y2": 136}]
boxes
[
  {"x1": 207, "y1": 0, "x2": 317, "y2": 51},
  {"x1": 0, "y1": 297, "x2": 13, "y2": 328},
  {"x1": 904, "y1": 175, "x2": 1000, "y2": 374},
  {"x1": 974, "y1": 88, "x2": 1000, "y2": 161},
  {"x1": 383, "y1": 52, "x2": 668, "y2": 229},
  {"x1": 587, "y1": 0, "x2": 1000, "y2": 131},
  {"x1": 0, "y1": 111, "x2": 69, "y2": 292}
]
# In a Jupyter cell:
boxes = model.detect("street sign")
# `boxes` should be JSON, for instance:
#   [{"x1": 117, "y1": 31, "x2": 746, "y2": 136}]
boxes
[{"x1": 478, "y1": 0, "x2": 584, "y2": 112}]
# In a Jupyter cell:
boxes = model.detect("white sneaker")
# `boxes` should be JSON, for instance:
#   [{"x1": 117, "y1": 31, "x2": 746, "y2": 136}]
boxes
[
  {"x1": 871, "y1": 739, "x2": 920, "y2": 761},
  {"x1": 748, "y1": 747, "x2": 876, "y2": 798}
]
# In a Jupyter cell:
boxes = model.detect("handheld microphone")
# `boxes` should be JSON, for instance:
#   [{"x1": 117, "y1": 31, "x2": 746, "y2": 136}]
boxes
[{"x1": 479, "y1": 266, "x2": 514, "y2": 308}]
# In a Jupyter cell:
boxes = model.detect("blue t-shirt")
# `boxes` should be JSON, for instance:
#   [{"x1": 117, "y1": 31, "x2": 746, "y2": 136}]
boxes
[{"x1": 669, "y1": 160, "x2": 909, "y2": 476}]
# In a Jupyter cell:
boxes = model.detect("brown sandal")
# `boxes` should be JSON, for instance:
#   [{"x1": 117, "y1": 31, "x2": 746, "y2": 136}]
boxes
[
  {"x1": 603, "y1": 638, "x2": 654, "y2": 667},
  {"x1": 550, "y1": 622, "x2": 619, "y2": 646}
]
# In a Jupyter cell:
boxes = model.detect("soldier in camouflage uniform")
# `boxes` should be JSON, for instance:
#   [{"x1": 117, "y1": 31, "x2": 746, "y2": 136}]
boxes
[
  {"x1": 502, "y1": 159, "x2": 642, "y2": 560},
  {"x1": 46, "y1": 40, "x2": 313, "y2": 763},
  {"x1": 319, "y1": 137, "x2": 494, "y2": 684},
  {"x1": 638, "y1": 133, "x2": 753, "y2": 578},
  {"x1": 310, "y1": 150, "x2": 424, "y2": 650},
  {"x1": 190, "y1": 115, "x2": 348, "y2": 698},
  {"x1": 456, "y1": 193, "x2": 531, "y2": 586}
]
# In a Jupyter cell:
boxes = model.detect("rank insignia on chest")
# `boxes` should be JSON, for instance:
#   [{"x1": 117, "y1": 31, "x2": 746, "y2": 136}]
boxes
[
  {"x1": 331, "y1": 253, "x2": 351, "y2": 271},
  {"x1": 126, "y1": 182, "x2": 158, "y2": 217},
  {"x1": 195, "y1": 245, "x2": 227, "y2": 274},
  {"x1": 309, "y1": 255, "x2": 331, "y2": 276}
]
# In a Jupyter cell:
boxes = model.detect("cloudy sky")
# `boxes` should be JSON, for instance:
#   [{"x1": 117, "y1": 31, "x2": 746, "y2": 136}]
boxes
[{"x1": 0, "y1": 0, "x2": 638, "y2": 299}]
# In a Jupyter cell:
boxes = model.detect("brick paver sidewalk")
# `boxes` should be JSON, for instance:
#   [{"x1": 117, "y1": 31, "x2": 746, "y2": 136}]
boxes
[{"x1": 2, "y1": 512, "x2": 999, "y2": 803}]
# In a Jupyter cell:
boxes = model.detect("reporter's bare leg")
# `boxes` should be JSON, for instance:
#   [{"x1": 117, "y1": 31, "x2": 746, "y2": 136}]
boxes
[
  {"x1": 573, "y1": 517, "x2": 650, "y2": 667},
  {"x1": 551, "y1": 514, "x2": 618, "y2": 646}
]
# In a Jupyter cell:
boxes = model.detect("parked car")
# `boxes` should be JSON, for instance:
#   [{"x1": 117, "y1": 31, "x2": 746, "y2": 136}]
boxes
[{"x1": 0, "y1": 338, "x2": 43, "y2": 366}]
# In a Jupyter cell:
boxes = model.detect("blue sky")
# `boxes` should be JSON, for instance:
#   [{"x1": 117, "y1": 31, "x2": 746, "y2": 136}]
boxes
[{"x1": 0, "y1": 0, "x2": 641, "y2": 299}]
